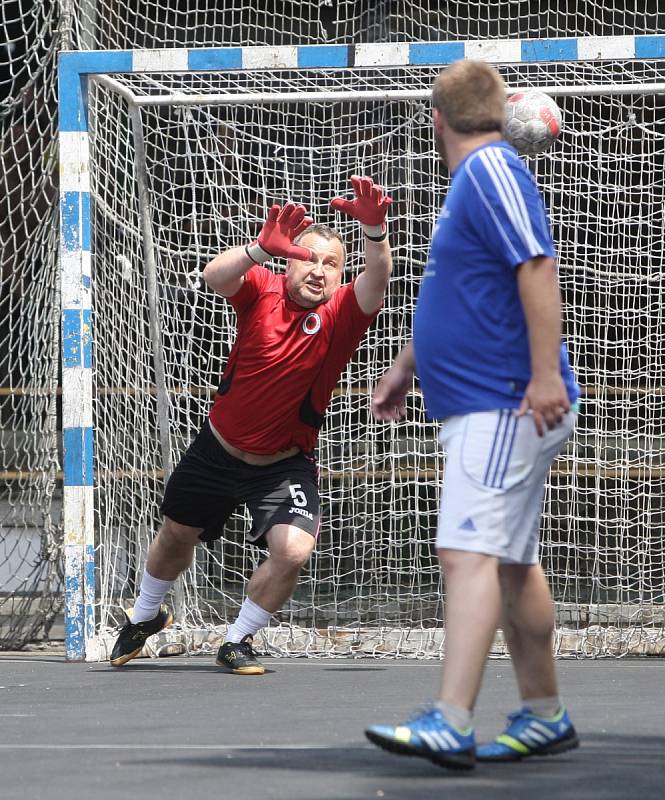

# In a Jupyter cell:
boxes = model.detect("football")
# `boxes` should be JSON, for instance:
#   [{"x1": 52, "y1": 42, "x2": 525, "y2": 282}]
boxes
[{"x1": 504, "y1": 90, "x2": 562, "y2": 156}]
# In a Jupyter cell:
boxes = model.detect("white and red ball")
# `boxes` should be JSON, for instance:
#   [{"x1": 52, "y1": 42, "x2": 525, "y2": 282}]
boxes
[{"x1": 504, "y1": 90, "x2": 562, "y2": 156}]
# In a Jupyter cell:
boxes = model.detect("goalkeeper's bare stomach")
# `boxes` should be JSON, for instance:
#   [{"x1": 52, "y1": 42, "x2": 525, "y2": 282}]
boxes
[{"x1": 208, "y1": 418, "x2": 300, "y2": 466}]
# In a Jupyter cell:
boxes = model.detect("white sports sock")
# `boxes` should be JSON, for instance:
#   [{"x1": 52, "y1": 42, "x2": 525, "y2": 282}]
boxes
[
  {"x1": 225, "y1": 597, "x2": 272, "y2": 643},
  {"x1": 524, "y1": 695, "x2": 562, "y2": 719},
  {"x1": 131, "y1": 570, "x2": 175, "y2": 623},
  {"x1": 434, "y1": 700, "x2": 473, "y2": 732}
]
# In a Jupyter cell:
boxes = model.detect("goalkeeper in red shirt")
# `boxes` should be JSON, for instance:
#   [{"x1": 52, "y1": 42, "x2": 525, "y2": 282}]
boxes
[{"x1": 110, "y1": 176, "x2": 393, "y2": 673}]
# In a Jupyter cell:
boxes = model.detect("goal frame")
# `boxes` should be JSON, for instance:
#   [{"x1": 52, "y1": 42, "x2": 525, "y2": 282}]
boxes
[{"x1": 58, "y1": 34, "x2": 665, "y2": 661}]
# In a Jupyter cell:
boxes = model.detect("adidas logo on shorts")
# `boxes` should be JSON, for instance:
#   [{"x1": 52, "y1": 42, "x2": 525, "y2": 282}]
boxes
[{"x1": 459, "y1": 517, "x2": 476, "y2": 531}]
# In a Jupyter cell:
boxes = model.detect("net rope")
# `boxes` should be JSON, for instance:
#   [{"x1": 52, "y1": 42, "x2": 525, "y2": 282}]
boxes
[
  {"x1": 70, "y1": 1, "x2": 663, "y2": 49},
  {"x1": 88, "y1": 61, "x2": 665, "y2": 657},
  {"x1": 0, "y1": 0, "x2": 61, "y2": 649},
  {"x1": 2, "y1": 0, "x2": 665, "y2": 652}
]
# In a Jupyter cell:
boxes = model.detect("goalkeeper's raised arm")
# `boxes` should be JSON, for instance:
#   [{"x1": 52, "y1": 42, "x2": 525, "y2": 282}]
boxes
[
  {"x1": 202, "y1": 201, "x2": 314, "y2": 296},
  {"x1": 202, "y1": 176, "x2": 393, "y2": 312},
  {"x1": 331, "y1": 175, "x2": 393, "y2": 314}
]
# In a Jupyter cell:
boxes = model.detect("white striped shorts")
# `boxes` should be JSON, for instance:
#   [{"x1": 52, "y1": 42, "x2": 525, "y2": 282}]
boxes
[{"x1": 436, "y1": 408, "x2": 575, "y2": 564}]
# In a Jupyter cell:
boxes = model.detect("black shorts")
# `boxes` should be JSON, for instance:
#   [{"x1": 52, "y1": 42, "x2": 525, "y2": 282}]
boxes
[{"x1": 160, "y1": 422, "x2": 320, "y2": 548}]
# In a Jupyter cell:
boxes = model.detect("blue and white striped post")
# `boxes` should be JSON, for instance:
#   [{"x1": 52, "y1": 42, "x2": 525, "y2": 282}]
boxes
[
  {"x1": 58, "y1": 52, "x2": 132, "y2": 661},
  {"x1": 59, "y1": 55, "x2": 95, "y2": 661},
  {"x1": 59, "y1": 51, "x2": 133, "y2": 661},
  {"x1": 57, "y1": 35, "x2": 665, "y2": 660}
]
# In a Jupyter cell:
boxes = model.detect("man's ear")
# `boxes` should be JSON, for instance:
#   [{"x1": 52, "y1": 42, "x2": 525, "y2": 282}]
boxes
[{"x1": 433, "y1": 108, "x2": 444, "y2": 134}]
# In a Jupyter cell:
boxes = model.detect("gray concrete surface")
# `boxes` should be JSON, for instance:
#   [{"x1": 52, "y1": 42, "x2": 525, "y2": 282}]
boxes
[{"x1": 0, "y1": 655, "x2": 663, "y2": 800}]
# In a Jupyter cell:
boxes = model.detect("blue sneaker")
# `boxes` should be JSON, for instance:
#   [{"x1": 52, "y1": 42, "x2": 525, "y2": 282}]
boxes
[
  {"x1": 476, "y1": 707, "x2": 579, "y2": 762},
  {"x1": 365, "y1": 706, "x2": 476, "y2": 770}
]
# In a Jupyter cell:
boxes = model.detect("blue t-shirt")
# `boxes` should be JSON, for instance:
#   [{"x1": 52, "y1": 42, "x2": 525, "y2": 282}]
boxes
[{"x1": 413, "y1": 141, "x2": 580, "y2": 419}]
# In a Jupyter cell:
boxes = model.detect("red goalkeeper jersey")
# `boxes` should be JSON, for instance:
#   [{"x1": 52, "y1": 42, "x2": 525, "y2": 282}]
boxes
[{"x1": 208, "y1": 265, "x2": 379, "y2": 454}]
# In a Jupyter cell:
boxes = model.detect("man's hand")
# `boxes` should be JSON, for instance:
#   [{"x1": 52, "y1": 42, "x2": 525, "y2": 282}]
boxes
[
  {"x1": 331, "y1": 176, "x2": 393, "y2": 239},
  {"x1": 246, "y1": 202, "x2": 314, "y2": 264},
  {"x1": 517, "y1": 372, "x2": 571, "y2": 436},
  {"x1": 372, "y1": 364, "x2": 412, "y2": 421},
  {"x1": 371, "y1": 344, "x2": 416, "y2": 421}
]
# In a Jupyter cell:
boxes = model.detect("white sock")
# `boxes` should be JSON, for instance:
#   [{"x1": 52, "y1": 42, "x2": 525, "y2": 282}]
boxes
[
  {"x1": 434, "y1": 700, "x2": 473, "y2": 732},
  {"x1": 225, "y1": 597, "x2": 272, "y2": 643},
  {"x1": 131, "y1": 570, "x2": 175, "y2": 623},
  {"x1": 524, "y1": 695, "x2": 562, "y2": 718}
]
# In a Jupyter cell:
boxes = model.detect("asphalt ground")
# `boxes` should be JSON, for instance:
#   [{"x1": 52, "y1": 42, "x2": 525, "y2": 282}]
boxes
[{"x1": 0, "y1": 654, "x2": 663, "y2": 800}]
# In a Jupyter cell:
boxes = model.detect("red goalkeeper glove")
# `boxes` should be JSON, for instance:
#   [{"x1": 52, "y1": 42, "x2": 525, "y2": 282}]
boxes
[
  {"x1": 330, "y1": 175, "x2": 393, "y2": 241},
  {"x1": 246, "y1": 202, "x2": 314, "y2": 264}
]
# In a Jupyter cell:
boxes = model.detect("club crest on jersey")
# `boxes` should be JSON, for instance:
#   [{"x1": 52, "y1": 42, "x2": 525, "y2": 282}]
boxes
[{"x1": 302, "y1": 312, "x2": 321, "y2": 335}]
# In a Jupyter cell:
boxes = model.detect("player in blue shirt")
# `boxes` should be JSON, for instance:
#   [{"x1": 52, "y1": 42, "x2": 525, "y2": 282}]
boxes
[{"x1": 365, "y1": 60, "x2": 580, "y2": 770}]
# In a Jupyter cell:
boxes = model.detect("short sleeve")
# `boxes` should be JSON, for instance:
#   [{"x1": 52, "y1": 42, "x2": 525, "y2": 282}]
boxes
[
  {"x1": 225, "y1": 265, "x2": 274, "y2": 315},
  {"x1": 327, "y1": 280, "x2": 380, "y2": 334},
  {"x1": 322, "y1": 281, "x2": 379, "y2": 369},
  {"x1": 309, "y1": 281, "x2": 379, "y2": 414},
  {"x1": 464, "y1": 146, "x2": 555, "y2": 270}
]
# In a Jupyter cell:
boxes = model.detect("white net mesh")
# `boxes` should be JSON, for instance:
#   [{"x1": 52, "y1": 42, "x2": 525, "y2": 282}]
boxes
[
  {"x1": 88, "y1": 60, "x2": 665, "y2": 657},
  {"x1": 71, "y1": 0, "x2": 663, "y2": 48},
  {"x1": 0, "y1": 0, "x2": 61, "y2": 649},
  {"x1": 3, "y1": 0, "x2": 665, "y2": 653}
]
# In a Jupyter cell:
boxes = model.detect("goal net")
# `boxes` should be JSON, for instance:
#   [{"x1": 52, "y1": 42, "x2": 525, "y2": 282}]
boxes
[{"x1": 71, "y1": 51, "x2": 665, "y2": 659}]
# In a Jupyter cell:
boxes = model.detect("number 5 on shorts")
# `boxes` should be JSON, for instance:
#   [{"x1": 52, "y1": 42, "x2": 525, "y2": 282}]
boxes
[{"x1": 289, "y1": 484, "x2": 307, "y2": 508}]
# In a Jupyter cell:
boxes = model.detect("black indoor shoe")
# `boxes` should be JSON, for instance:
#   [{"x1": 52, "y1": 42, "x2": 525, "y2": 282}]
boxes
[
  {"x1": 109, "y1": 605, "x2": 174, "y2": 667},
  {"x1": 216, "y1": 634, "x2": 265, "y2": 675}
]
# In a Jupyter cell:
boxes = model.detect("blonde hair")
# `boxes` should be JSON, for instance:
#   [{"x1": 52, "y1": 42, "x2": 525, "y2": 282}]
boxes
[{"x1": 432, "y1": 60, "x2": 506, "y2": 134}]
